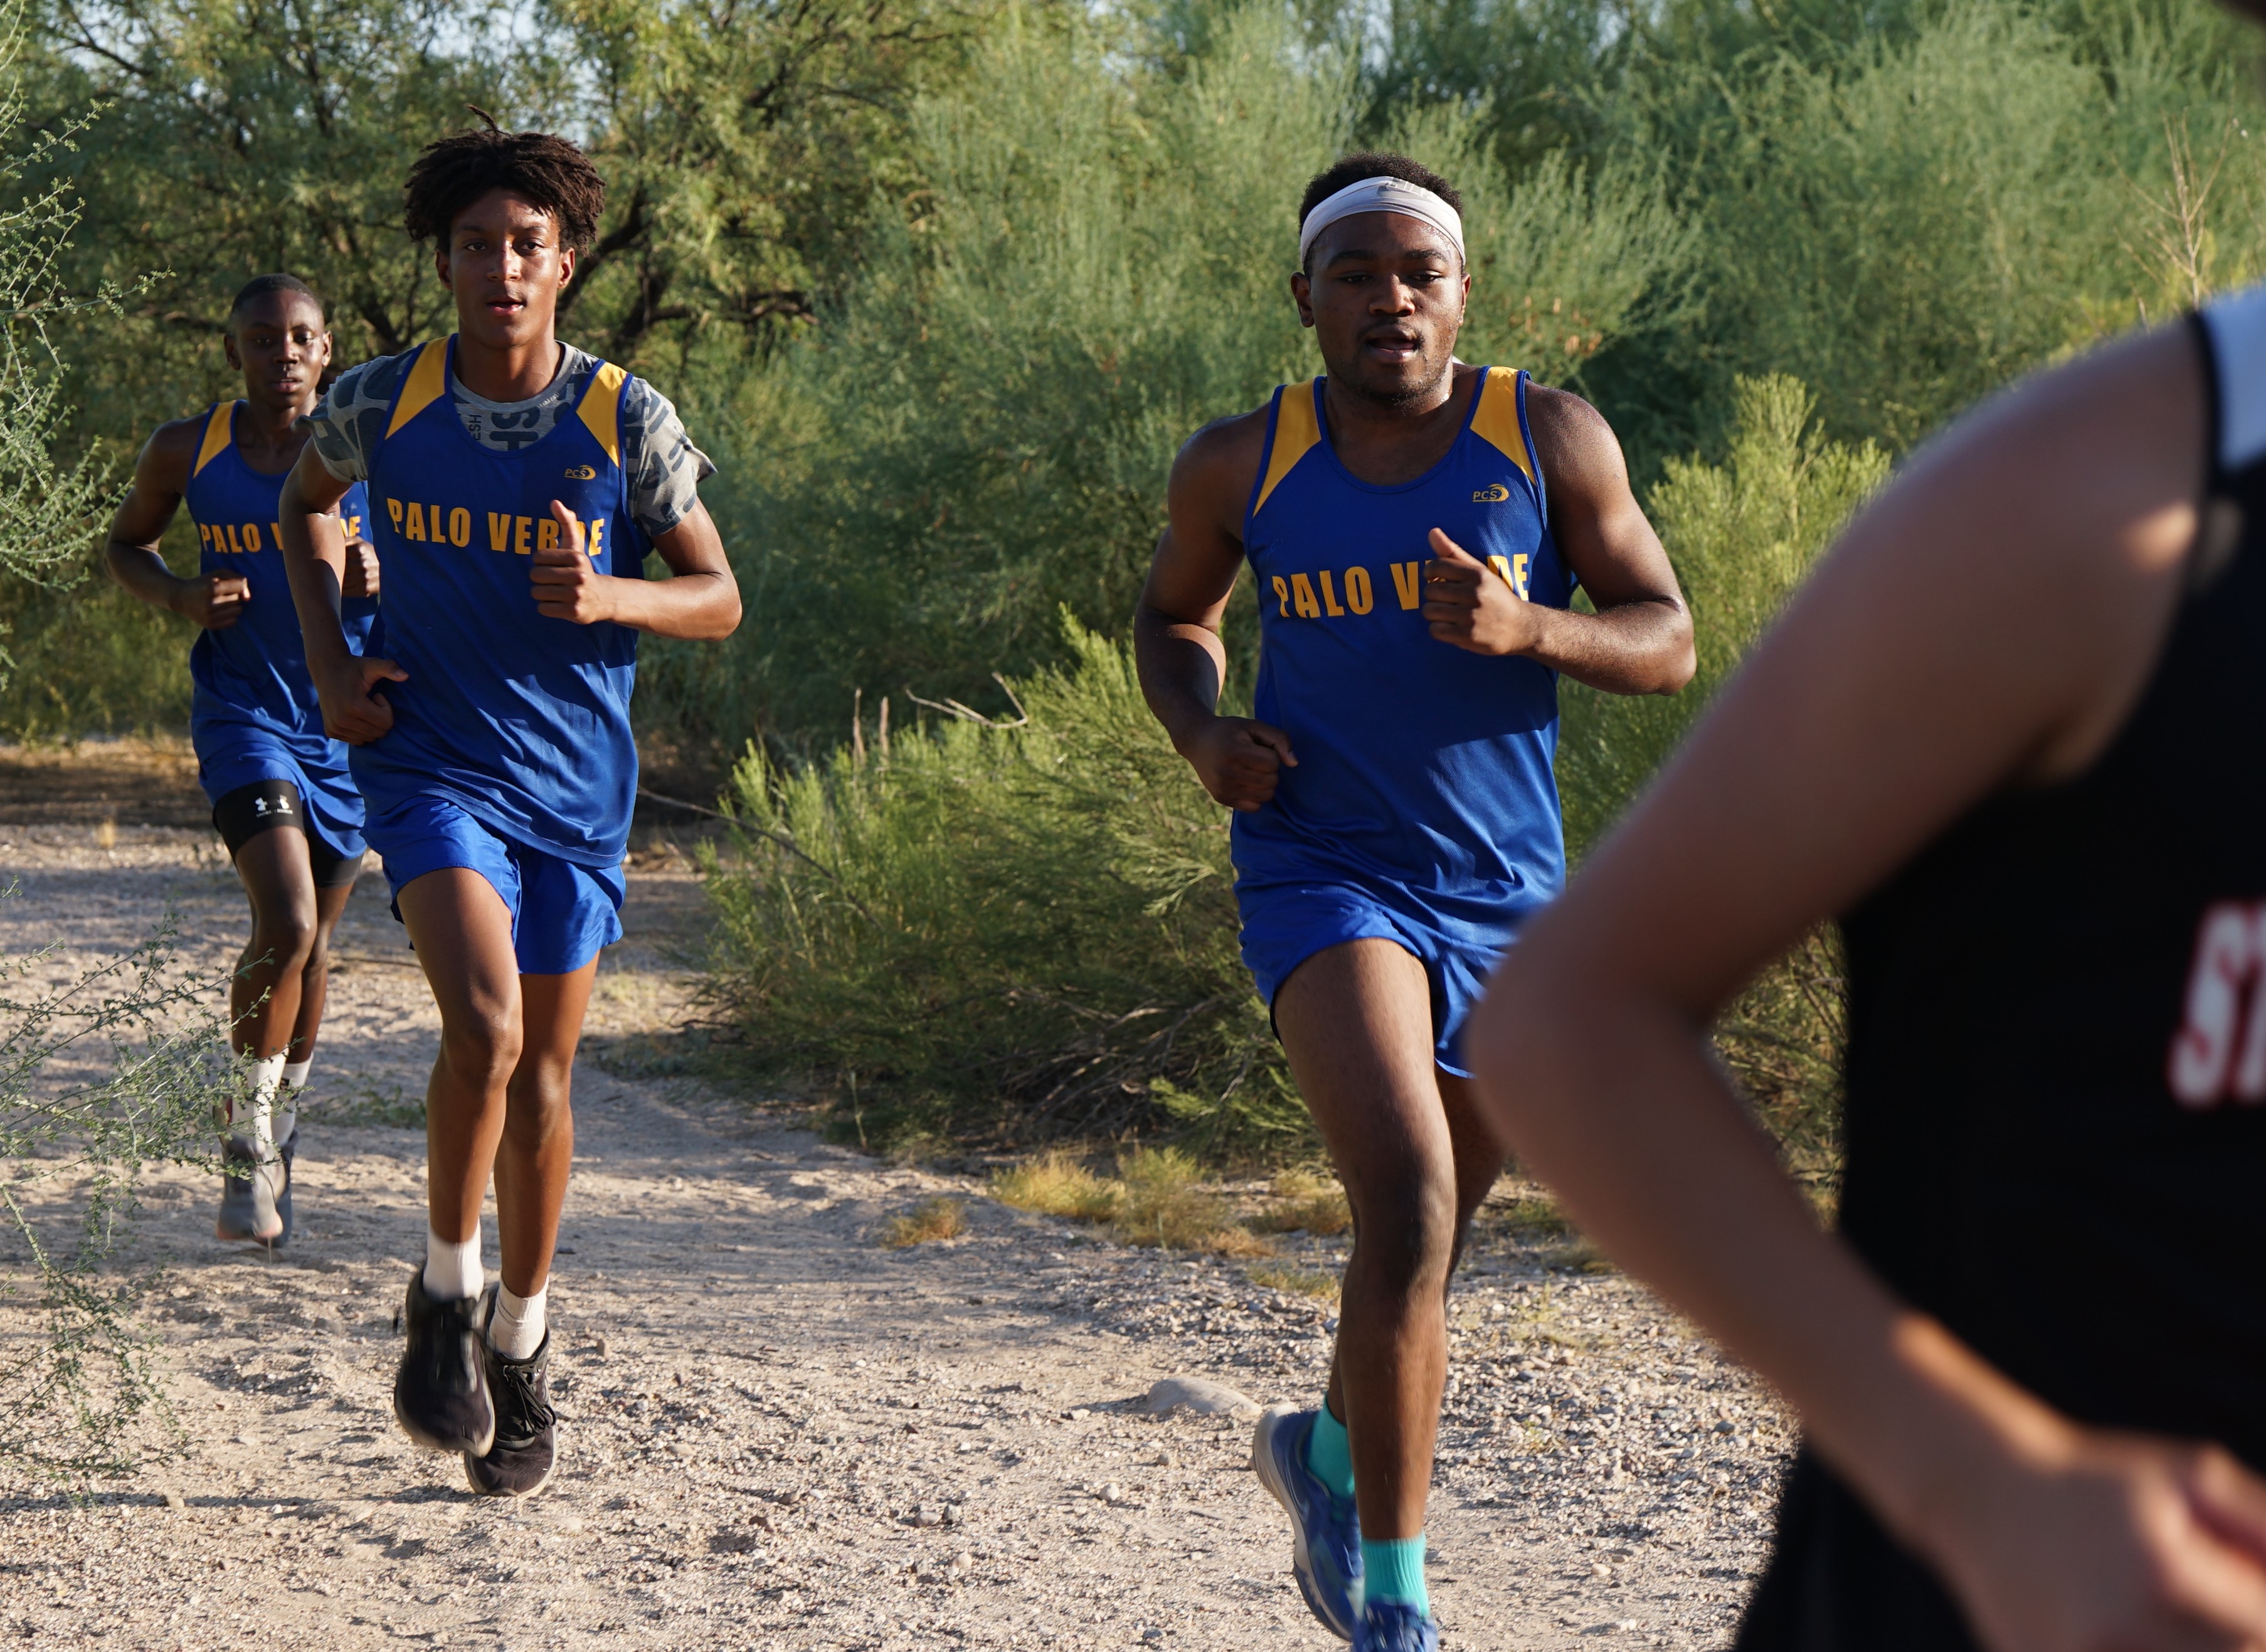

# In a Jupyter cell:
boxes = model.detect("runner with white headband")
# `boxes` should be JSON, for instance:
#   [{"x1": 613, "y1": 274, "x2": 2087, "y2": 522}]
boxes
[
  {"x1": 1135, "y1": 151, "x2": 1694, "y2": 1652},
  {"x1": 1297, "y1": 176, "x2": 1466, "y2": 270}
]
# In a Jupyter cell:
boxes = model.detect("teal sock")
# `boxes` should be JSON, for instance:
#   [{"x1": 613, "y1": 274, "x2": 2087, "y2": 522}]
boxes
[
  {"x1": 1305, "y1": 1402, "x2": 1355, "y2": 1501},
  {"x1": 1362, "y1": 1535, "x2": 1429, "y2": 1614}
]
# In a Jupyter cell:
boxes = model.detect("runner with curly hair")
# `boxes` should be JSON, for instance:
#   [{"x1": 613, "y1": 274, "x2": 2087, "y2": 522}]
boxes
[{"x1": 277, "y1": 120, "x2": 741, "y2": 1498}]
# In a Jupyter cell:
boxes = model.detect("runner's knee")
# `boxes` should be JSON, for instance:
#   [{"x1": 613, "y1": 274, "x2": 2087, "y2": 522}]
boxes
[
  {"x1": 250, "y1": 904, "x2": 321, "y2": 973},
  {"x1": 500, "y1": 1051, "x2": 571, "y2": 1142},
  {"x1": 1346, "y1": 1155, "x2": 1459, "y2": 1287},
  {"x1": 502, "y1": 1061, "x2": 573, "y2": 1147},
  {"x1": 438, "y1": 1005, "x2": 522, "y2": 1089}
]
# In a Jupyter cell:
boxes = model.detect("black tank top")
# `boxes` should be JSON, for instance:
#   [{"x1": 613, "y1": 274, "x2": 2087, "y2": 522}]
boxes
[{"x1": 1739, "y1": 290, "x2": 2266, "y2": 1649}]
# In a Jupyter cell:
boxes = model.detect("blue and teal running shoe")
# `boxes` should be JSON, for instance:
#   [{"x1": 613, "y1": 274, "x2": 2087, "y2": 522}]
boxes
[
  {"x1": 1354, "y1": 1601, "x2": 1441, "y2": 1652},
  {"x1": 1251, "y1": 1402, "x2": 1363, "y2": 1640}
]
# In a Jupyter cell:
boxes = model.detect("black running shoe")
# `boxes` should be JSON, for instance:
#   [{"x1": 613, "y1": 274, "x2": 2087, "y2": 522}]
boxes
[
  {"x1": 392, "y1": 1269, "x2": 494, "y2": 1455},
  {"x1": 214, "y1": 1133, "x2": 283, "y2": 1245},
  {"x1": 465, "y1": 1291, "x2": 556, "y2": 1498}
]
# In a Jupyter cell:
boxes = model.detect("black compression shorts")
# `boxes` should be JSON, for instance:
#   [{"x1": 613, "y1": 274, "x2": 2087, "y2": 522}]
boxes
[{"x1": 211, "y1": 778, "x2": 365, "y2": 889}]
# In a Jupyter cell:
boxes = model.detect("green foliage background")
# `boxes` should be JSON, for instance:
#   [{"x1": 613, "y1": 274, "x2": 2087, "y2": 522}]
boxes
[
  {"x1": 9, "y1": 0, "x2": 2266, "y2": 1153},
  {"x1": 24, "y1": 0, "x2": 2266, "y2": 749}
]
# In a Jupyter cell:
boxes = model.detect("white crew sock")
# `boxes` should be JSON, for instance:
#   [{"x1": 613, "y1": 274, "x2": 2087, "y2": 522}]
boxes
[
  {"x1": 236, "y1": 1054, "x2": 287, "y2": 1153},
  {"x1": 423, "y1": 1227, "x2": 482, "y2": 1303},
  {"x1": 277, "y1": 1057, "x2": 312, "y2": 1147},
  {"x1": 490, "y1": 1284, "x2": 548, "y2": 1361}
]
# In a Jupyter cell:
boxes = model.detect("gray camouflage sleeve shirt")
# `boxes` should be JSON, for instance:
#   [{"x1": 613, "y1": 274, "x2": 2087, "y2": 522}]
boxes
[{"x1": 304, "y1": 342, "x2": 715, "y2": 541}]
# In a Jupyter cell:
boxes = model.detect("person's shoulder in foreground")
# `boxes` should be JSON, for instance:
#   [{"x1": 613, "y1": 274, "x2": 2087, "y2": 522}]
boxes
[{"x1": 1466, "y1": 264, "x2": 2266, "y2": 1649}]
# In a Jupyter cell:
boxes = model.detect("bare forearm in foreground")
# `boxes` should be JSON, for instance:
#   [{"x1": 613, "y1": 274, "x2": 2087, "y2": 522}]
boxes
[{"x1": 1470, "y1": 324, "x2": 2266, "y2": 1651}]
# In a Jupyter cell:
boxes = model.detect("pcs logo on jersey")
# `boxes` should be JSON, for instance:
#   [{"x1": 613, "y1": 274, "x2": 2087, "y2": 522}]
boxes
[
  {"x1": 1472, "y1": 483, "x2": 1511, "y2": 504},
  {"x1": 563, "y1": 465, "x2": 598, "y2": 480}
]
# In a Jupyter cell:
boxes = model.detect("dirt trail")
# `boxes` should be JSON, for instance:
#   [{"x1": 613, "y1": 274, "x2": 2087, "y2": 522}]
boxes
[{"x1": 0, "y1": 740, "x2": 1791, "y2": 1650}]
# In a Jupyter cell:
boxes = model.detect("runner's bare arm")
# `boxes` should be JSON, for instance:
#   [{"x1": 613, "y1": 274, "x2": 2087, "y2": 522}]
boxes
[
  {"x1": 528, "y1": 497, "x2": 739, "y2": 639},
  {"x1": 1421, "y1": 386, "x2": 1693, "y2": 695},
  {"x1": 277, "y1": 445, "x2": 403, "y2": 744},
  {"x1": 103, "y1": 420, "x2": 248, "y2": 630},
  {"x1": 1466, "y1": 325, "x2": 2266, "y2": 1649},
  {"x1": 1138, "y1": 412, "x2": 1299, "y2": 812}
]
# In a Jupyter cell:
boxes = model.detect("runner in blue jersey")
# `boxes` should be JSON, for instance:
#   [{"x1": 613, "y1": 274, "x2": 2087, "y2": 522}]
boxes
[
  {"x1": 1136, "y1": 154, "x2": 1694, "y2": 1651},
  {"x1": 275, "y1": 122, "x2": 741, "y2": 1499},
  {"x1": 104, "y1": 273, "x2": 379, "y2": 1249}
]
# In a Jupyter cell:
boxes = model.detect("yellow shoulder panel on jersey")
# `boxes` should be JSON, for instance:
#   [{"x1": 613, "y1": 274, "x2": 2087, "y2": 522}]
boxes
[
  {"x1": 384, "y1": 339, "x2": 451, "y2": 440},
  {"x1": 1468, "y1": 367, "x2": 1537, "y2": 489},
  {"x1": 577, "y1": 361, "x2": 628, "y2": 468},
  {"x1": 1252, "y1": 379, "x2": 1322, "y2": 516},
  {"x1": 191, "y1": 402, "x2": 235, "y2": 477}
]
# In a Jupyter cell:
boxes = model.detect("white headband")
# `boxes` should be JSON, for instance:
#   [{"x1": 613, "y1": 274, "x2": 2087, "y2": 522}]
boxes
[{"x1": 1297, "y1": 176, "x2": 1466, "y2": 267}]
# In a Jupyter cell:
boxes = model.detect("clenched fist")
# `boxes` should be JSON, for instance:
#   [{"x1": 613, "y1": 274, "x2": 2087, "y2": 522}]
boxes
[
  {"x1": 172, "y1": 573, "x2": 249, "y2": 630},
  {"x1": 1178, "y1": 714, "x2": 1298, "y2": 813},
  {"x1": 1421, "y1": 528, "x2": 1542, "y2": 657},
  {"x1": 342, "y1": 537, "x2": 382, "y2": 600}
]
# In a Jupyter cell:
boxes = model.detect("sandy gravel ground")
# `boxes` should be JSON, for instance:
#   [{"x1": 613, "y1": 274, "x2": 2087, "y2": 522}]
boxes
[{"x1": 0, "y1": 742, "x2": 1794, "y2": 1649}]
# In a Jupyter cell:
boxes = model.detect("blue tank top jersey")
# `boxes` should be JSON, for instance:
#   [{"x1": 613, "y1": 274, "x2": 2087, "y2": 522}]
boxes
[
  {"x1": 183, "y1": 401, "x2": 374, "y2": 761},
  {"x1": 350, "y1": 339, "x2": 645, "y2": 867},
  {"x1": 1231, "y1": 366, "x2": 1573, "y2": 937}
]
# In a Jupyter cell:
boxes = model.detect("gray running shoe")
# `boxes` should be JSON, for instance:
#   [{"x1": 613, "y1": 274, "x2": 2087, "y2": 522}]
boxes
[
  {"x1": 392, "y1": 1269, "x2": 495, "y2": 1456},
  {"x1": 214, "y1": 1133, "x2": 284, "y2": 1245},
  {"x1": 464, "y1": 1289, "x2": 556, "y2": 1498},
  {"x1": 273, "y1": 1127, "x2": 297, "y2": 1247}
]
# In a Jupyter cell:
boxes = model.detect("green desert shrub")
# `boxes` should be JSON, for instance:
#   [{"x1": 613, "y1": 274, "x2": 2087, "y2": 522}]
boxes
[
  {"x1": 0, "y1": 539, "x2": 192, "y2": 739},
  {"x1": 1588, "y1": 0, "x2": 2266, "y2": 463},
  {"x1": 701, "y1": 616, "x2": 1305, "y2": 1157},
  {"x1": 1560, "y1": 374, "x2": 1890, "y2": 1170},
  {"x1": 24, "y1": 0, "x2": 2266, "y2": 757},
  {"x1": 1557, "y1": 374, "x2": 1890, "y2": 850}
]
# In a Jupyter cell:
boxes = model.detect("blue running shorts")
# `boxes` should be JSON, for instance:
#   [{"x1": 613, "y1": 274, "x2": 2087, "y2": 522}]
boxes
[
  {"x1": 196, "y1": 723, "x2": 366, "y2": 862},
  {"x1": 366, "y1": 793, "x2": 625, "y2": 977},
  {"x1": 1236, "y1": 876, "x2": 1513, "y2": 1079}
]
